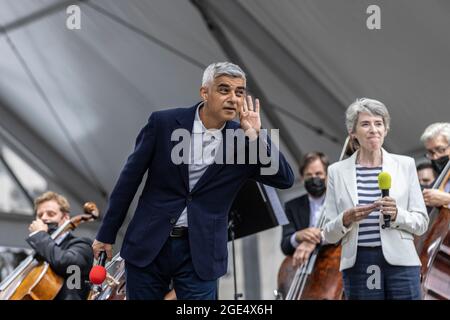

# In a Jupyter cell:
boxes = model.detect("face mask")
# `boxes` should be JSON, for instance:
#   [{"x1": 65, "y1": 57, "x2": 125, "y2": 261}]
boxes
[
  {"x1": 304, "y1": 177, "x2": 326, "y2": 198},
  {"x1": 420, "y1": 183, "x2": 433, "y2": 191},
  {"x1": 431, "y1": 155, "x2": 449, "y2": 175},
  {"x1": 46, "y1": 222, "x2": 59, "y2": 235}
]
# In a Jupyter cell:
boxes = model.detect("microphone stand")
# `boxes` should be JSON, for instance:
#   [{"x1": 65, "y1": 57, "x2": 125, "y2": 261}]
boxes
[{"x1": 228, "y1": 210, "x2": 243, "y2": 300}]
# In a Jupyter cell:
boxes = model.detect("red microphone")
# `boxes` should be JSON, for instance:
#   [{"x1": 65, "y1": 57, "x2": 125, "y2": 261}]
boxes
[{"x1": 89, "y1": 251, "x2": 107, "y2": 285}]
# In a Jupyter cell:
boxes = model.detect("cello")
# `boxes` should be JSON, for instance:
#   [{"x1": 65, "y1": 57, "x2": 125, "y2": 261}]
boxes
[
  {"x1": 415, "y1": 159, "x2": 450, "y2": 300},
  {"x1": 0, "y1": 202, "x2": 99, "y2": 300},
  {"x1": 276, "y1": 137, "x2": 356, "y2": 300}
]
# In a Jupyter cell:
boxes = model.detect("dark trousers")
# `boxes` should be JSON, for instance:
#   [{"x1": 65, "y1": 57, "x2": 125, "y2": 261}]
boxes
[
  {"x1": 125, "y1": 236, "x2": 217, "y2": 300},
  {"x1": 343, "y1": 246, "x2": 421, "y2": 300}
]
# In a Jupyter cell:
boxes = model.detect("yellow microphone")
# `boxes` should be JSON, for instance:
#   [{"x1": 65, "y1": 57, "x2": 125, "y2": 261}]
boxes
[{"x1": 378, "y1": 172, "x2": 392, "y2": 228}]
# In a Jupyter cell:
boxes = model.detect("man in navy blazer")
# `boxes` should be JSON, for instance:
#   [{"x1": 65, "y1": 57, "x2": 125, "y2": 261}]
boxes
[{"x1": 92, "y1": 62, "x2": 294, "y2": 299}]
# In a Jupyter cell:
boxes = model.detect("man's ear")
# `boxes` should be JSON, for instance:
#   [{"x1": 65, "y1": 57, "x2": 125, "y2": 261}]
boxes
[{"x1": 200, "y1": 86, "x2": 208, "y2": 102}]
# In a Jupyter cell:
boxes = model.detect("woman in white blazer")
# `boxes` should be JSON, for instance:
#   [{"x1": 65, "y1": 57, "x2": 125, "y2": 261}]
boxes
[{"x1": 321, "y1": 98, "x2": 429, "y2": 300}]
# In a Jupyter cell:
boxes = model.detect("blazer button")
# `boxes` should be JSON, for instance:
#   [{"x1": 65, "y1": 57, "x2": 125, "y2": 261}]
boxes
[
  {"x1": 170, "y1": 218, "x2": 176, "y2": 224},
  {"x1": 187, "y1": 195, "x2": 193, "y2": 202}
]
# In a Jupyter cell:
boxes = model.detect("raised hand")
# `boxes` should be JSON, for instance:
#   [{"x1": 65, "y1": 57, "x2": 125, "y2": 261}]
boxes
[{"x1": 239, "y1": 95, "x2": 261, "y2": 139}]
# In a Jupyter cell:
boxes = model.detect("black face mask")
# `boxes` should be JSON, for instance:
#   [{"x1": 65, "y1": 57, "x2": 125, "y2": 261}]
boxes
[
  {"x1": 304, "y1": 177, "x2": 326, "y2": 198},
  {"x1": 431, "y1": 155, "x2": 449, "y2": 175},
  {"x1": 46, "y1": 222, "x2": 59, "y2": 235},
  {"x1": 420, "y1": 183, "x2": 434, "y2": 191}
]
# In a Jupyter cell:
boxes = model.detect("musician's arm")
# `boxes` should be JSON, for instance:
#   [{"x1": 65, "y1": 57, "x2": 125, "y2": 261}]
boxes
[{"x1": 26, "y1": 232, "x2": 93, "y2": 276}]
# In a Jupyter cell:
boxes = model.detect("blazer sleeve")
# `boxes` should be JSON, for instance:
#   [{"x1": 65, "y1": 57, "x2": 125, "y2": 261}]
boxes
[
  {"x1": 250, "y1": 130, "x2": 294, "y2": 189},
  {"x1": 27, "y1": 232, "x2": 94, "y2": 277},
  {"x1": 322, "y1": 166, "x2": 354, "y2": 244},
  {"x1": 96, "y1": 112, "x2": 158, "y2": 244},
  {"x1": 390, "y1": 158, "x2": 429, "y2": 235},
  {"x1": 281, "y1": 202, "x2": 298, "y2": 255}
]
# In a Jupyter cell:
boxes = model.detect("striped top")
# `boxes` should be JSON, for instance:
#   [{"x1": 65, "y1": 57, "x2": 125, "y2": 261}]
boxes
[{"x1": 356, "y1": 165, "x2": 382, "y2": 247}]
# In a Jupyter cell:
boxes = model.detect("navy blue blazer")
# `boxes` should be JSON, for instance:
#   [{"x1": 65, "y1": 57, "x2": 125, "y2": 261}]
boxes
[{"x1": 96, "y1": 102, "x2": 294, "y2": 280}]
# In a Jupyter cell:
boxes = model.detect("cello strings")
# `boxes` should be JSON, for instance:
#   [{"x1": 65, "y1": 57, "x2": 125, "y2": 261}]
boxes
[{"x1": 288, "y1": 208, "x2": 328, "y2": 299}]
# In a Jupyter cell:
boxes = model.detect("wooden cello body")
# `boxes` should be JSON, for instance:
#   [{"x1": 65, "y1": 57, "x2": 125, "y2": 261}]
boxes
[{"x1": 277, "y1": 245, "x2": 343, "y2": 300}]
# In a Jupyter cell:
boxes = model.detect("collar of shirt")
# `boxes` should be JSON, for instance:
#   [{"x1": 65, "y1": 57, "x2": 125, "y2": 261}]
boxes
[
  {"x1": 308, "y1": 193, "x2": 325, "y2": 207},
  {"x1": 193, "y1": 102, "x2": 225, "y2": 140},
  {"x1": 308, "y1": 193, "x2": 325, "y2": 227},
  {"x1": 55, "y1": 231, "x2": 70, "y2": 245}
]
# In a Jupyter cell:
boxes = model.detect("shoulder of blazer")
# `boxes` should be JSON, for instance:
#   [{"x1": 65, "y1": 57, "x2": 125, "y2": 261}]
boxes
[
  {"x1": 328, "y1": 154, "x2": 356, "y2": 173},
  {"x1": 385, "y1": 152, "x2": 414, "y2": 166},
  {"x1": 149, "y1": 104, "x2": 197, "y2": 122},
  {"x1": 285, "y1": 194, "x2": 309, "y2": 211},
  {"x1": 60, "y1": 233, "x2": 93, "y2": 249}
]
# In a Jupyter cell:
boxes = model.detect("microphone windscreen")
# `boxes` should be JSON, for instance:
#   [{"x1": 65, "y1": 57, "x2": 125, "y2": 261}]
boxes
[
  {"x1": 89, "y1": 265, "x2": 107, "y2": 285},
  {"x1": 378, "y1": 172, "x2": 391, "y2": 190}
]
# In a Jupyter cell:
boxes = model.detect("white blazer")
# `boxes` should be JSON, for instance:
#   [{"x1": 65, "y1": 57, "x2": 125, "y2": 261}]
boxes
[{"x1": 322, "y1": 149, "x2": 429, "y2": 271}]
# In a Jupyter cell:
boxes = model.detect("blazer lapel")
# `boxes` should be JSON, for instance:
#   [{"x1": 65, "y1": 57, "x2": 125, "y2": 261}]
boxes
[
  {"x1": 172, "y1": 104, "x2": 199, "y2": 192},
  {"x1": 381, "y1": 148, "x2": 398, "y2": 196},
  {"x1": 301, "y1": 196, "x2": 311, "y2": 228},
  {"x1": 342, "y1": 152, "x2": 358, "y2": 207}
]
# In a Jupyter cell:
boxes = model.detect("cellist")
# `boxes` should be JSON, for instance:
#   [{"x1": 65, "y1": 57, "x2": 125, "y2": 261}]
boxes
[
  {"x1": 281, "y1": 152, "x2": 329, "y2": 257},
  {"x1": 26, "y1": 191, "x2": 94, "y2": 299},
  {"x1": 420, "y1": 123, "x2": 450, "y2": 206}
]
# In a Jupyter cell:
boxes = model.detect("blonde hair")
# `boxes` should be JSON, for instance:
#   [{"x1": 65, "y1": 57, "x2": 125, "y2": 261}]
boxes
[{"x1": 34, "y1": 191, "x2": 70, "y2": 214}]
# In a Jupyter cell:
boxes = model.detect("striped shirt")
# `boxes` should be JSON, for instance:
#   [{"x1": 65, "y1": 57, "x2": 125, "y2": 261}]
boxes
[{"x1": 356, "y1": 165, "x2": 382, "y2": 247}]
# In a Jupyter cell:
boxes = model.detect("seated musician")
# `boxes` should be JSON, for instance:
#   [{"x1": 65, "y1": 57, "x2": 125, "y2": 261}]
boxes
[
  {"x1": 281, "y1": 152, "x2": 329, "y2": 256},
  {"x1": 27, "y1": 191, "x2": 94, "y2": 300},
  {"x1": 420, "y1": 123, "x2": 450, "y2": 207}
]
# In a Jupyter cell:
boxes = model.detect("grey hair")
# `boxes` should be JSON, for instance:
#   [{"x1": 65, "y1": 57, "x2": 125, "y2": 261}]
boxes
[
  {"x1": 201, "y1": 62, "x2": 246, "y2": 87},
  {"x1": 345, "y1": 98, "x2": 391, "y2": 133},
  {"x1": 420, "y1": 122, "x2": 450, "y2": 143}
]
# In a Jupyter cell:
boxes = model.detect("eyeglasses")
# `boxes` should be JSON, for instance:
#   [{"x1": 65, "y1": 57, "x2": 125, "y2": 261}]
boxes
[{"x1": 425, "y1": 145, "x2": 450, "y2": 159}]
